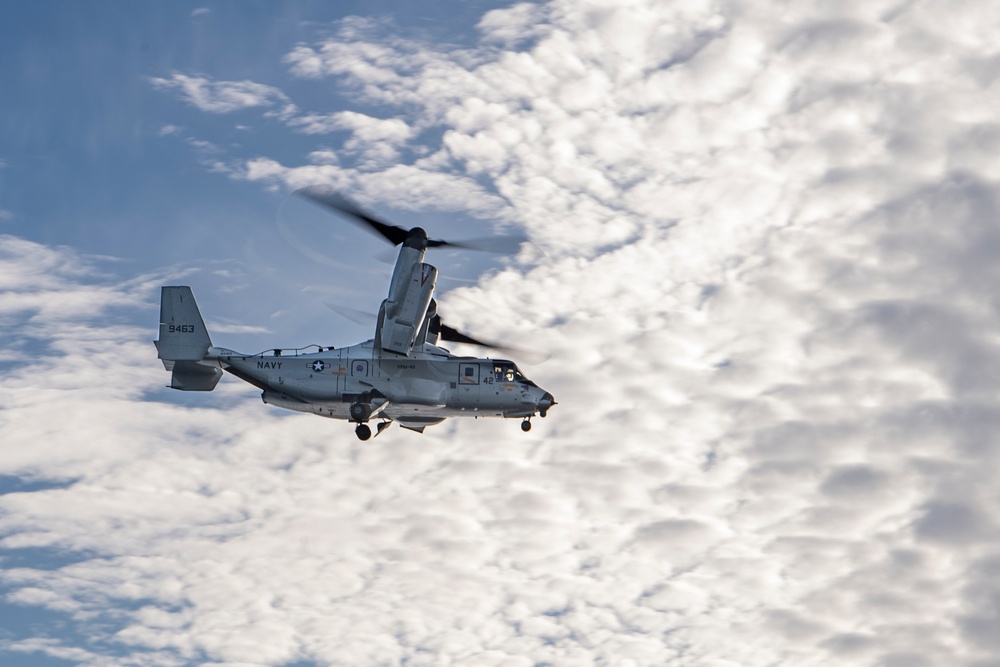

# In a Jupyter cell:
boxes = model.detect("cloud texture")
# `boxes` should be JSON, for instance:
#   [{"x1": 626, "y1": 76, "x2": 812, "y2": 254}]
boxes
[
  {"x1": 6, "y1": 1, "x2": 1000, "y2": 665},
  {"x1": 150, "y1": 73, "x2": 294, "y2": 116}
]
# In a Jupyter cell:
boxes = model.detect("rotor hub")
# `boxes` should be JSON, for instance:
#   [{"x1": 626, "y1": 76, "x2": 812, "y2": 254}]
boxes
[{"x1": 403, "y1": 227, "x2": 429, "y2": 250}]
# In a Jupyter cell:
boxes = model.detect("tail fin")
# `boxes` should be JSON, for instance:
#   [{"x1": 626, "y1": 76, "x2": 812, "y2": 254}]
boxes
[
  {"x1": 156, "y1": 286, "x2": 212, "y2": 361},
  {"x1": 155, "y1": 286, "x2": 221, "y2": 391}
]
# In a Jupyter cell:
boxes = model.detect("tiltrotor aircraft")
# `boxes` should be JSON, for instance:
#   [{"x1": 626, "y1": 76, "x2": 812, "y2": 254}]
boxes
[{"x1": 155, "y1": 188, "x2": 556, "y2": 440}]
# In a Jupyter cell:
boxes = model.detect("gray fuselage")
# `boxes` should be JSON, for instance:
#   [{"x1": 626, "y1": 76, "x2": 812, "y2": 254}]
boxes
[{"x1": 206, "y1": 341, "x2": 553, "y2": 428}]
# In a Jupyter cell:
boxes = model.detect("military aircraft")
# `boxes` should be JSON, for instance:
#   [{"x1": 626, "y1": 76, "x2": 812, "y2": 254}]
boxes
[{"x1": 155, "y1": 188, "x2": 556, "y2": 440}]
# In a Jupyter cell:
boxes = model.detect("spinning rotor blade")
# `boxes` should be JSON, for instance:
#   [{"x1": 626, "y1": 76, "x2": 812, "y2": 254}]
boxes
[
  {"x1": 428, "y1": 235, "x2": 529, "y2": 254},
  {"x1": 438, "y1": 323, "x2": 497, "y2": 348},
  {"x1": 434, "y1": 319, "x2": 548, "y2": 364},
  {"x1": 295, "y1": 186, "x2": 528, "y2": 254},
  {"x1": 296, "y1": 186, "x2": 409, "y2": 246},
  {"x1": 324, "y1": 302, "x2": 378, "y2": 327}
]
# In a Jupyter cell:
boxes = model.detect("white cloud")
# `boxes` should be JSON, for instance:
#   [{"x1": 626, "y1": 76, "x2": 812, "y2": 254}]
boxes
[
  {"x1": 290, "y1": 110, "x2": 412, "y2": 141},
  {"x1": 234, "y1": 157, "x2": 512, "y2": 220},
  {"x1": 477, "y1": 2, "x2": 552, "y2": 47},
  {"x1": 307, "y1": 148, "x2": 340, "y2": 165},
  {"x1": 9, "y1": 1, "x2": 1000, "y2": 666},
  {"x1": 287, "y1": 111, "x2": 414, "y2": 168},
  {"x1": 149, "y1": 72, "x2": 290, "y2": 114}
]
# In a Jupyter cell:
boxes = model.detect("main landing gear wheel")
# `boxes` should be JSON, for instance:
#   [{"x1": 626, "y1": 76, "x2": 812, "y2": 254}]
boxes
[
  {"x1": 350, "y1": 402, "x2": 372, "y2": 422},
  {"x1": 521, "y1": 419, "x2": 532, "y2": 432},
  {"x1": 355, "y1": 424, "x2": 372, "y2": 441}
]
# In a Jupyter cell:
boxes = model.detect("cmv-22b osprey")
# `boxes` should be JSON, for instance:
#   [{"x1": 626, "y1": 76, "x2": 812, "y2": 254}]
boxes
[{"x1": 155, "y1": 188, "x2": 556, "y2": 440}]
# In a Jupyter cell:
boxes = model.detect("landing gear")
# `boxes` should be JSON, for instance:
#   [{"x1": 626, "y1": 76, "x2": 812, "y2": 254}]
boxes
[
  {"x1": 351, "y1": 398, "x2": 374, "y2": 441},
  {"x1": 350, "y1": 402, "x2": 372, "y2": 422},
  {"x1": 521, "y1": 419, "x2": 532, "y2": 432}
]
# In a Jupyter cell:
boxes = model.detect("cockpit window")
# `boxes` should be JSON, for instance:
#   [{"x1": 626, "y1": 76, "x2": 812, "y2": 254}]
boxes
[
  {"x1": 493, "y1": 364, "x2": 510, "y2": 382},
  {"x1": 494, "y1": 361, "x2": 535, "y2": 385}
]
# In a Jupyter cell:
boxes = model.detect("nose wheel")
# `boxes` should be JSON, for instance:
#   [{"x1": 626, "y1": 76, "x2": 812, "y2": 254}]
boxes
[{"x1": 521, "y1": 419, "x2": 532, "y2": 432}]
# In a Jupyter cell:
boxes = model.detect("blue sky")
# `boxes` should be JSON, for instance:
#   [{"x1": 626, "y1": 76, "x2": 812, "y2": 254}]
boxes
[
  {"x1": 4, "y1": 1, "x2": 1000, "y2": 665},
  {"x1": 2, "y1": 0, "x2": 520, "y2": 352}
]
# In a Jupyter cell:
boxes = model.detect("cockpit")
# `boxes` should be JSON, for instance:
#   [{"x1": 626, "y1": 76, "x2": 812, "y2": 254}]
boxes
[{"x1": 493, "y1": 361, "x2": 536, "y2": 386}]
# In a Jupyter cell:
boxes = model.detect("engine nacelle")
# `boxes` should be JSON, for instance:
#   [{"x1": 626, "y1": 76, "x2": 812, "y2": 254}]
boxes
[
  {"x1": 378, "y1": 262, "x2": 438, "y2": 355},
  {"x1": 418, "y1": 299, "x2": 440, "y2": 346}
]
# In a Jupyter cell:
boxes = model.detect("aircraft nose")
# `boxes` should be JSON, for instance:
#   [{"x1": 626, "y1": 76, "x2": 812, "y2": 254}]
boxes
[{"x1": 538, "y1": 391, "x2": 556, "y2": 416}]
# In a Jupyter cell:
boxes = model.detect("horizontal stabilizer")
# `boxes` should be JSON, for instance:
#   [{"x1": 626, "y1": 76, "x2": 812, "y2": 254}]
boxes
[{"x1": 168, "y1": 361, "x2": 222, "y2": 391}]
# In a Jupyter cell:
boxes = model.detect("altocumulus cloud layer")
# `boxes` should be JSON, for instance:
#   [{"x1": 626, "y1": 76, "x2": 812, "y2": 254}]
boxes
[{"x1": 5, "y1": 0, "x2": 1000, "y2": 665}]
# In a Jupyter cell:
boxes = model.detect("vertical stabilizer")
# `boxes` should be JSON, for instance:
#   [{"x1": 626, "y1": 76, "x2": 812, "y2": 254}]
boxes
[{"x1": 156, "y1": 286, "x2": 212, "y2": 362}]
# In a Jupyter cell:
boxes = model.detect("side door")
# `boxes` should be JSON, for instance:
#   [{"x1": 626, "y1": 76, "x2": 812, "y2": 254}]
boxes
[{"x1": 456, "y1": 362, "x2": 481, "y2": 407}]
